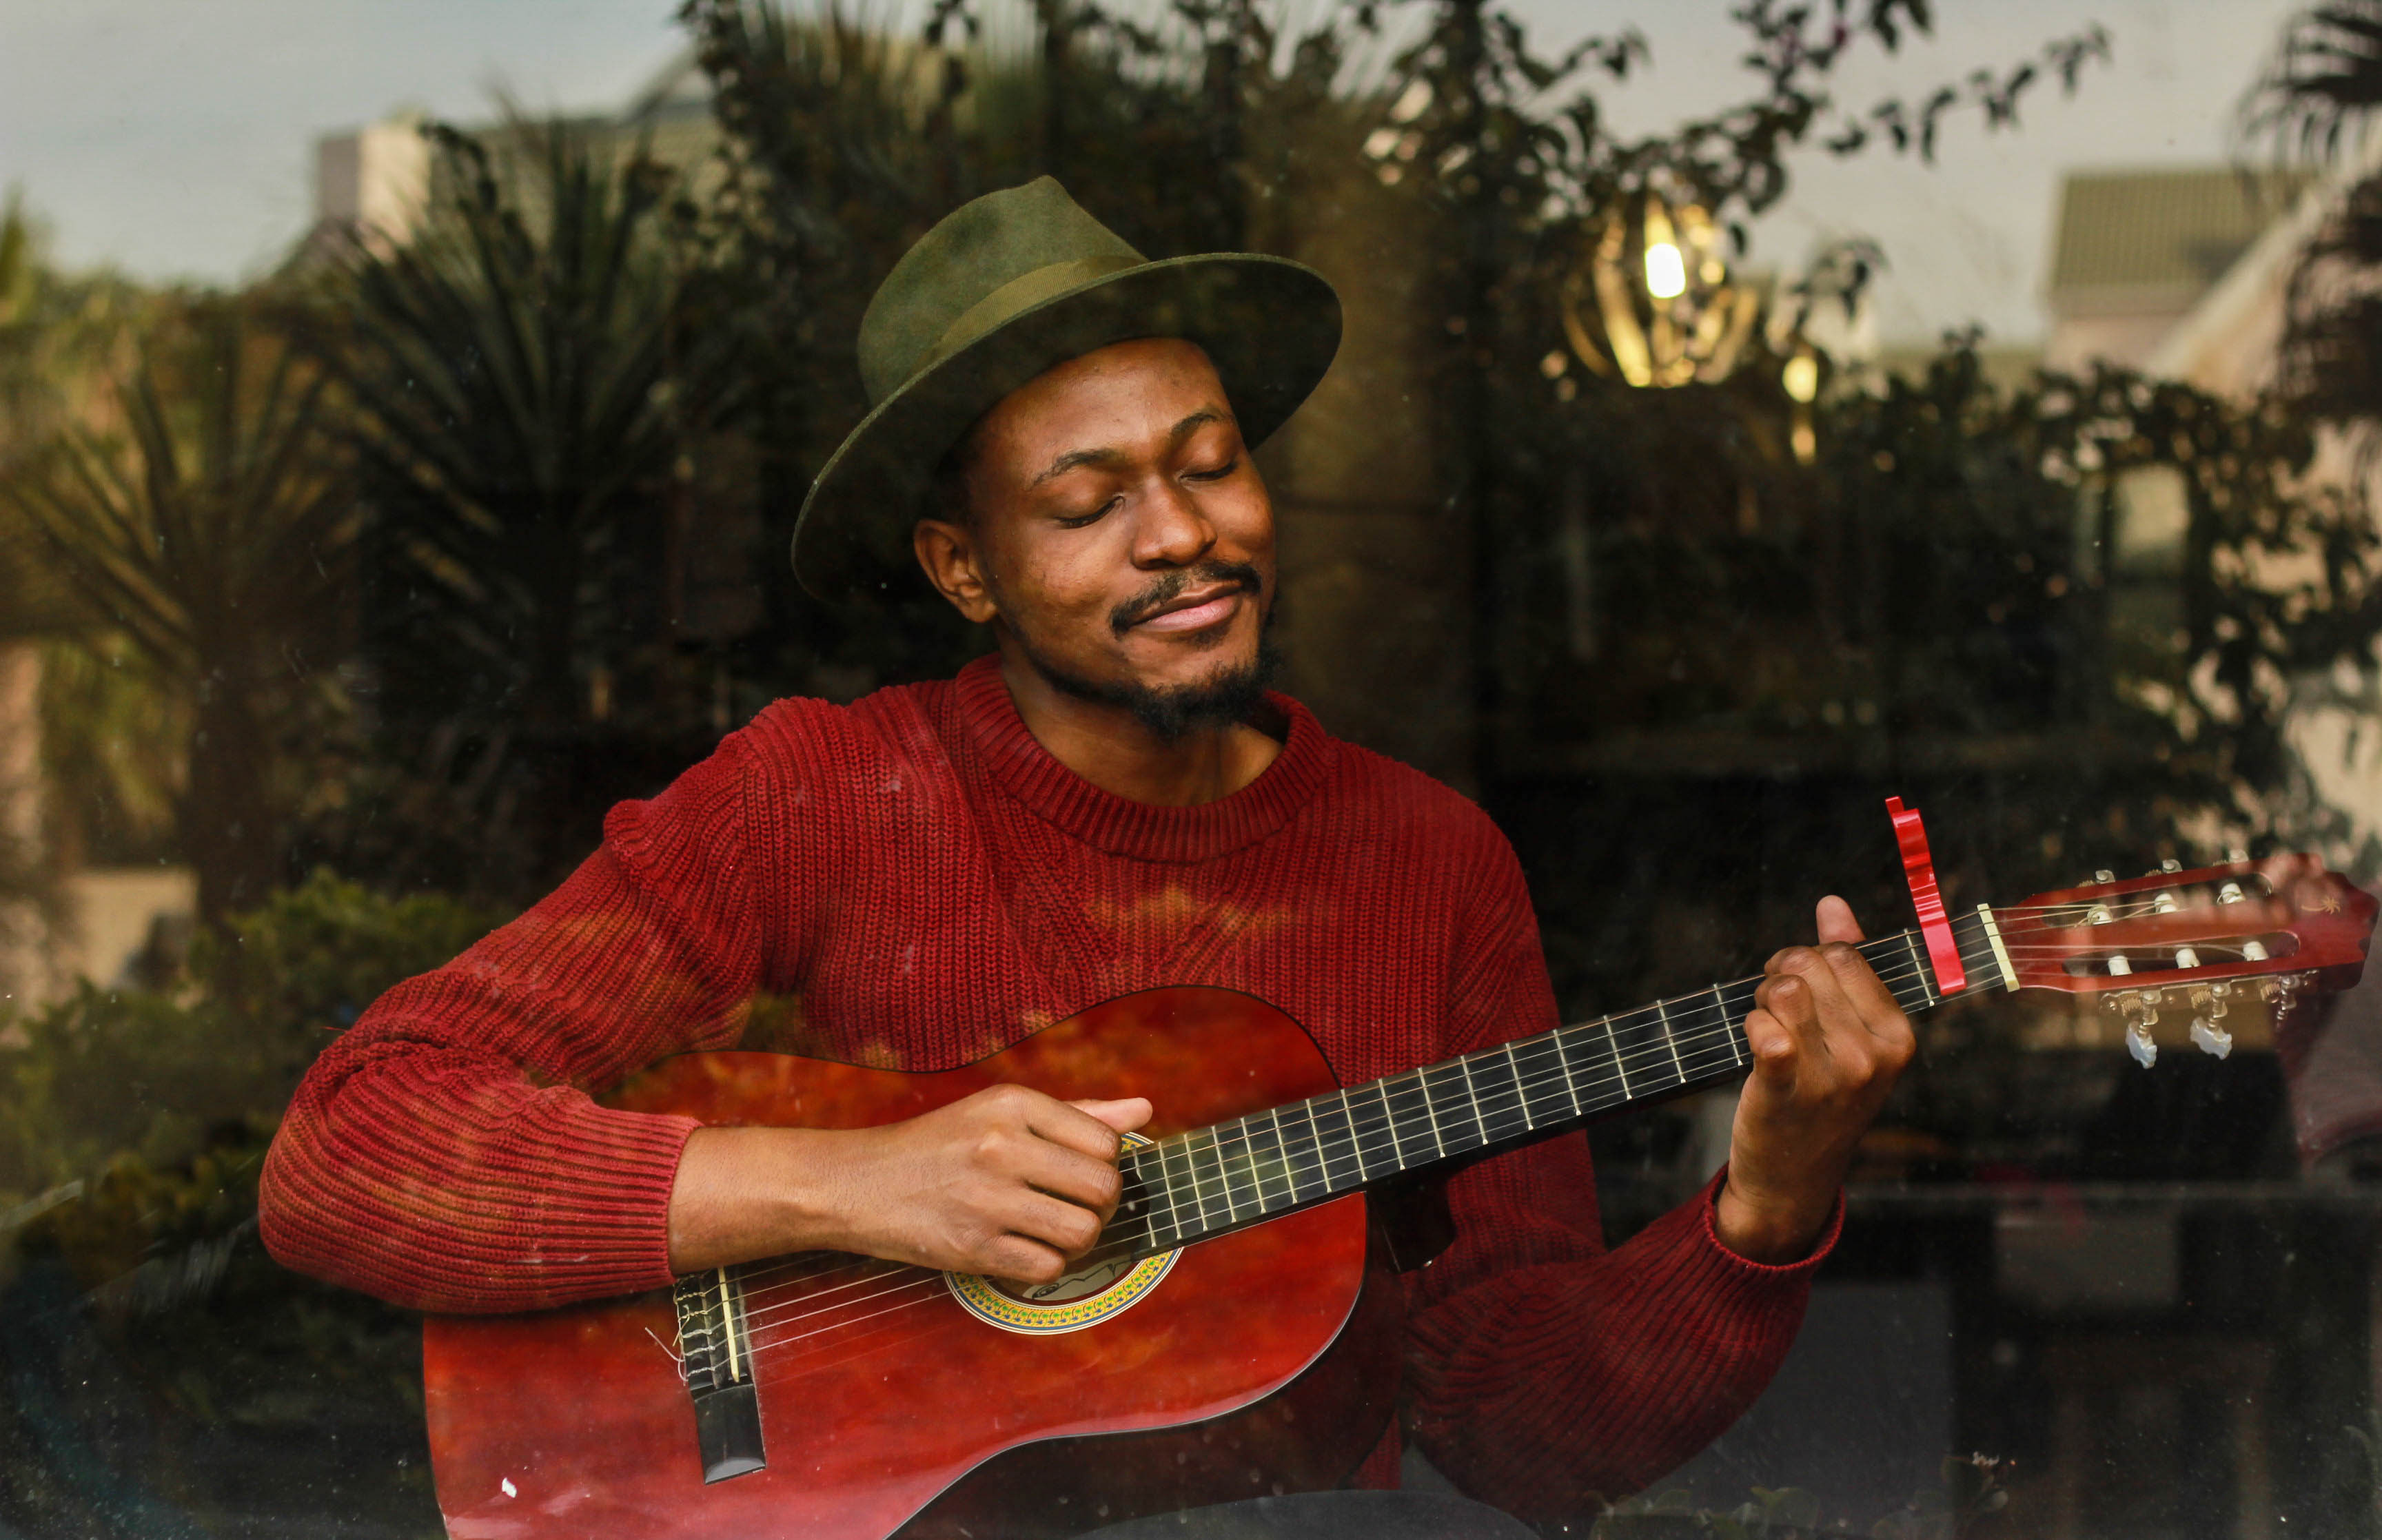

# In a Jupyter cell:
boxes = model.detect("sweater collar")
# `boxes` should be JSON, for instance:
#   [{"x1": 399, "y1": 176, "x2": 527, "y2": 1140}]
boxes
[{"x1": 951, "y1": 653, "x2": 1335, "y2": 863}]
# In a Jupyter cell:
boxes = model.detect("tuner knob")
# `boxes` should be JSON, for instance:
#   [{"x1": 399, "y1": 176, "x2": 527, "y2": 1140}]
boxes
[
  {"x1": 2126, "y1": 1021, "x2": 2159, "y2": 1067},
  {"x1": 2219, "y1": 881, "x2": 2246, "y2": 904},
  {"x1": 2243, "y1": 939, "x2": 2270, "y2": 961},
  {"x1": 2095, "y1": 870, "x2": 2117, "y2": 883},
  {"x1": 2228, "y1": 848, "x2": 2250, "y2": 863},
  {"x1": 2191, "y1": 1017, "x2": 2234, "y2": 1059},
  {"x1": 2160, "y1": 859, "x2": 2183, "y2": 874}
]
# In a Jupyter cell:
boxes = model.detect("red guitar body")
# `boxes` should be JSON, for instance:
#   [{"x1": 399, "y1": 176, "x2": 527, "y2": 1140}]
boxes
[{"x1": 421, "y1": 988, "x2": 1403, "y2": 1540}]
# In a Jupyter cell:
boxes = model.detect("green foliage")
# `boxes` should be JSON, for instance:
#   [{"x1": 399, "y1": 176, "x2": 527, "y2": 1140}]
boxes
[
  {"x1": 310, "y1": 118, "x2": 739, "y2": 739},
  {"x1": 0, "y1": 870, "x2": 496, "y2": 1536},
  {"x1": 2, "y1": 296, "x2": 357, "y2": 919},
  {"x1": 0, "y1": 870, "x2": 502, "y2": 1205}
]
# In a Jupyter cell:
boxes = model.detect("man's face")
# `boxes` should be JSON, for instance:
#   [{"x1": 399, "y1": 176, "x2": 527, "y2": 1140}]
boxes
[{"x1": 913, "y1": 337, "x2": 1274, "y2": 725}]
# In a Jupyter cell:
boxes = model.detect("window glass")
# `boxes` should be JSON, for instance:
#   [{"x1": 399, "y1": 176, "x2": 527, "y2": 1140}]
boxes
[{"x1": 2, "y1": 3, "x2": 2376, "y2": 1536}]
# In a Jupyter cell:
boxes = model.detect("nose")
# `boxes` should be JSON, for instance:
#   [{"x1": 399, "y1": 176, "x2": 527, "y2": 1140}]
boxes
[{"x1": 1130, "y1": 476, "x2": 1216, "y2": 570}]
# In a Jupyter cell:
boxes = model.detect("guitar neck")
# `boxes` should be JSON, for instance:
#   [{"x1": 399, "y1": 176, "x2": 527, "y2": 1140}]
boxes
[{"x1": 1108, "y1": 919, "x2": 2002, "y2": 1260}]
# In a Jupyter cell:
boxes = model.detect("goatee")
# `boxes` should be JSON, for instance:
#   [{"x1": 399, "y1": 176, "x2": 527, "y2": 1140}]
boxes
[{"x1": 1021, "y1": 636, "x2": 1283, "y2": 746}]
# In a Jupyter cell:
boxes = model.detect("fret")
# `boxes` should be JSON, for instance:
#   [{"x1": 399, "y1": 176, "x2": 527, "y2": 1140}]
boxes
[
  {"x1": 1656, "y1": 998, "x2": 1685, "y2": 1083},
  {"x1": 1154, "y1": 1136, "x2": 1196, "y2": 1242},
  {"x1": 1387, "y1": 1074, "x2": 1436, "y2": 1171},
  {"x1": 1418, "y1": 1065, "x2": 1449, "y2": 1159},
  {"x1": 1606, "y1": 1018, "x2": 1633, "y2": 1100},
  {"x1": 1471, "y1": 1039, "x2": 1527, "y2": 1142},
  {"x1": 1457, "y1": 1054, "x2": 1488, "y2": 1144},
  {"x1": 1902, "y1": 930, "x2": 1936, "y2": 1008},
  {"x1": 1243, "y1": 1113, "x2": 1286, "y2": 1214},
  {"x1": 1117, "y1": 1151, "x2": 1170, "y2": 1249},
  {"x1": 1503, "y1": 1040, "x2": 1533, "y2": 1131},
  {"x1": 1194, "y1": 1127, "x2": 1233, "y2": 1225},
  {"x1": 1221, "y1": 1122, "x2": 1257, "y2": 1222},
  {"x1": 1334, "y1": 1088, "x2": 1369, "y2": 1183},
  {"x1": 1284, "y1": 1099, "x2": 1327, "y2": 1203},
  {"x1": 1367, "y1": 1080, "x2": 1405, "y2": 1176},
  {"x1": 1554, "y1": 1023, "x2": 1585, "y2": 1115}
]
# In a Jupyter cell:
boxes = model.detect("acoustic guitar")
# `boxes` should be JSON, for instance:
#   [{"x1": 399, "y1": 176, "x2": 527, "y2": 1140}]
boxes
[{"x1": 421, "y1": 851, "x2": 2375, "y2": 1539}]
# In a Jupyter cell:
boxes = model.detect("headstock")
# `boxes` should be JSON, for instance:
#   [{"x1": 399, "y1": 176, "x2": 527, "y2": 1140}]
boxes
[{"x1": 1985, "y1": 856, "x2": 2376, "y2": 1067}]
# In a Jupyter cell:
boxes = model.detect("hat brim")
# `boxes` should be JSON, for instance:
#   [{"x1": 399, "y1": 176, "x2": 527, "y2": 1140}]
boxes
[{"x1": 793, "y1": 251, "x2": 1342, "y2": 603}]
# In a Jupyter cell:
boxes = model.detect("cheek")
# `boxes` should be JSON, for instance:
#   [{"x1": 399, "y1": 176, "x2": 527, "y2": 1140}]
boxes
[{"x1": 989, "y1": 530, "x2": 1130, "y2": 638}]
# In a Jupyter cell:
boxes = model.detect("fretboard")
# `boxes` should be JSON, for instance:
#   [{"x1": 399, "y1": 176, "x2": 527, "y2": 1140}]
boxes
[{"x1": 1105, "y1": 921, "x2": 1995, "y2": 1260}]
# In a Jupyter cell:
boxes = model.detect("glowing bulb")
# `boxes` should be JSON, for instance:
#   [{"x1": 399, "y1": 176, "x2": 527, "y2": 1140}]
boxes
[
  {"x1": 1644, "y1": 242, "x2": 1686, "y2": 299},
  {"x1": 1782, "y1": 353, "x2": 1819, "y2": 403}
]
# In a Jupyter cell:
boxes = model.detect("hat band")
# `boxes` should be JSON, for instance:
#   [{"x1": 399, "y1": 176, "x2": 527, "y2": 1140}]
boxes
[{"x1": 912, "y1": 252, "x2": 1146, "y2": 387}]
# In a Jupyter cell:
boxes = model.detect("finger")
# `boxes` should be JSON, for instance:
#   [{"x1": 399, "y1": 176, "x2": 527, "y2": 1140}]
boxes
[
  {"x1": 1066, "y1": 1096, "x2": 1154, "y2": 1136},
  {"x1": 1005, "y1": 1189, "x2": 1108, "y2": 1257},
  {"x1": 1815, "y1": 895, "x2": 1866, "y2": 945},
  {"x1": 1012, "y1": 1140, "x2": 1126, "y2": 1213},
  {"x1": 1758, "y1": 952, "x2": 1834, "y2": 1049},
  {"x1": 980, "y1": 1233, "x2": 1070, "y2": 1286},
  {"x1": 1815, "y1": 941, "x2": 1904, "y2": 1033},
  {"x1": 1740, "y1": 1007, "x2": 1798, "y2": 1083},
  {"x1": 1024, "y1": 1094, "x2": 1134, "y2": 1160}
]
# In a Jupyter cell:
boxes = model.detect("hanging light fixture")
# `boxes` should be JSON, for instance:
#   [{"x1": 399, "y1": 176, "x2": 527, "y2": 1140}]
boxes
[{"x1": 1562, "y1": 187, "x2": 1762, "y2": 389}]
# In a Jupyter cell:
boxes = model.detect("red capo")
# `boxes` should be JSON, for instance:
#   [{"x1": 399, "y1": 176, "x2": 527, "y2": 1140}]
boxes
[{"x1": 1886, "y1": 796, "x2": 1966, "y2": 994}]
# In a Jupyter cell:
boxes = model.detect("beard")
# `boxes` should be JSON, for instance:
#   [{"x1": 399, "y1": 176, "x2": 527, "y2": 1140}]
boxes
[{"x1": 1000, "y1": 560, "x2": 1281, "y2": 745}]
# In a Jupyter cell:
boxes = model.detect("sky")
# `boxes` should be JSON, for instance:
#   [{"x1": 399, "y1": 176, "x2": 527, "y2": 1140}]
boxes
[{"x1": 0, "y1": 0, "x2": 2319, "y2": 347}]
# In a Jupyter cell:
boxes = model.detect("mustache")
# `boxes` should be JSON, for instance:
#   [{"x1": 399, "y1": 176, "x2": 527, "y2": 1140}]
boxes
[{"x1": 1108, "y1": 560, "x2": 1264, "y2": 635}]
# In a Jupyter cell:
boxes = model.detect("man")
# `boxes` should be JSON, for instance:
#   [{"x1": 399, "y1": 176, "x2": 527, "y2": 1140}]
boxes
[{"x1": 261, "y1": 178, "x2": 1914, "y2": 1536}]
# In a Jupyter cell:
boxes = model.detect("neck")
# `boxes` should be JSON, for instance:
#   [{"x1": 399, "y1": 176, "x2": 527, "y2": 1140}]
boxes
[{"x1": 993, "y1": 642, "x2": 1281, "y2": 807}]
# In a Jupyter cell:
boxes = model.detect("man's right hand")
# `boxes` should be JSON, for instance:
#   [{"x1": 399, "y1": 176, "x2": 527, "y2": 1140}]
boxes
[{"x1": 666, "y1": 1085, "x2": 1152, "y2": 1286}]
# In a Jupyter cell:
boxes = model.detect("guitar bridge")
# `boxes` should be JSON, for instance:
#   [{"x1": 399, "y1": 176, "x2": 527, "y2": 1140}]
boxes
[{"x1": 673, "y1": 1268, "x2": 766, "y2": 1483}]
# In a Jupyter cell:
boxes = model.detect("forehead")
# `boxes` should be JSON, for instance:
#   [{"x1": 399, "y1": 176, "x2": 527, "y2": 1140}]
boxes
[{"x1": 971, "y1": 337, "x2": 1231, "y2": 467}]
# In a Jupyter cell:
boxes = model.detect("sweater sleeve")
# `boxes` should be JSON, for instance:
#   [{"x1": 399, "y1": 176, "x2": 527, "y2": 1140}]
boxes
[
  {"x1": 1399, "y1": 825, "x2": 1835, "y2": 1519},
  {"x1": 258, "y1": 732, "x2": 766, "y2": 1313}
]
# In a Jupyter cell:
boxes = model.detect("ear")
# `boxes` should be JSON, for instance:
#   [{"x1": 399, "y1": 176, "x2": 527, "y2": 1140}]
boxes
[{"x1": 913, "y1": 517, "x2": 999, "y2": 625}]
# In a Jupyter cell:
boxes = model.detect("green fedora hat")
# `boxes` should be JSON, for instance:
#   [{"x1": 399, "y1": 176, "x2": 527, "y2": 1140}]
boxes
[{"x1": 793, "y1": 176, "x2": 1343, "y2": 602}]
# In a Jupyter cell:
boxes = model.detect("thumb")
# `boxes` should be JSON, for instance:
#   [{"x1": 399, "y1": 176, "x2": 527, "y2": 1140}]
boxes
[{"x1": 1070, "y1": 1096, "x2": 1153, "y2": 1136}]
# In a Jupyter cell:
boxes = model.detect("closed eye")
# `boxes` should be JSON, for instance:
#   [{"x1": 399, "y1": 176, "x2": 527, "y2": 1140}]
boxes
[{"x1": 1185, "y1": 458, "x2": 1239, "y2": 481}]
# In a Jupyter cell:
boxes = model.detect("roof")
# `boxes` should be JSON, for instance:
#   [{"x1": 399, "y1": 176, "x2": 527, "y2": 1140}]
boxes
[{"x1": 2048, "y1": 167, "x2": 2310, "y2": 312}]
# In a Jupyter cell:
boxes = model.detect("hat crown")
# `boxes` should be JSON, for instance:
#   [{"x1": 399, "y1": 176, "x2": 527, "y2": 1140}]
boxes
[{"x1": 858, "y1": 178, "x2": 1147, "y2": 404}]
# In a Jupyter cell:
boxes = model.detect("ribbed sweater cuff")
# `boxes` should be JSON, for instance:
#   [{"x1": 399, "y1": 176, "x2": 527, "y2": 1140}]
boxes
[
  {"x1": 514, "y1": 1103, "x2": 704, "y2": 1302},
  {"x1": 1697, "y1": 1164, "x2": 1843, "y2": 1278}
]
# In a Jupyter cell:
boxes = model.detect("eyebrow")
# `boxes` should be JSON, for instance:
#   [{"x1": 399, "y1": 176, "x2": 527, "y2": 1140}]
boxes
[{"x1": 1027, "y1": 409, "x2": 1230, "y2": 488}]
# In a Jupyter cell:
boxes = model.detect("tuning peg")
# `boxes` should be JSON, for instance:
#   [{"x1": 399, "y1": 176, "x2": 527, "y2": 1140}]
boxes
[
  {"x1": 2191, "y1": 1016, "x2": 2233, "y2": 1058},
  {"x1": 2095, "y1": 869, "x2": 2116, "y2": 883},
  {"x1": 2126, "y1": 1021, "x2": 2159, "y2": 1067},
  {"x1": 2160, "y1": 859, "x2": 2183, "y2": 874},
  {"x1": 2228, "y1": 848, "x2": 2250, "y2": 863}
]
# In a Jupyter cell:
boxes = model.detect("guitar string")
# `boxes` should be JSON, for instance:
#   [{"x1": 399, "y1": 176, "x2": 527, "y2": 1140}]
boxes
[
  {"x1": 726, "y1": 942, "x2": 1943, "y2": 1314},
  {"x1": 726, "y1": 1026, "x2": 1819, "y2": 1359},
  {"x1": 723, "y1": 910, "x2": 2288, "y2": 1338},
  {"x1": 723, "y1": 903, "x2": 2291, "y2": 1330},
  {"x1": 729, "y1": 934, "x2": 2283, "y2": 1362},
  {"x1": 725, "y1": 938, "x2": 1974, "y2": 1341},
  {"x1": 719, "y1": 894, "x2": 2308, "y2": 1338}
]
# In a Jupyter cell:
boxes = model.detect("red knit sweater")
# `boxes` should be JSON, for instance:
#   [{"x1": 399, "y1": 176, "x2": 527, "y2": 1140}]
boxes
[{"x1": 260, "y1": 655, "x2": 1831, "y2": 1519}]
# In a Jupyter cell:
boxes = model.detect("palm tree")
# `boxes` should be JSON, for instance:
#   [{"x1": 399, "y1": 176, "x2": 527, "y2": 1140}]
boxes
[
  {"x1": 307, "y1": 119, "x2": 737, "y2": 741},
  {"x1": 2, "y1": 298, "x2": 354, "y2": 923}
]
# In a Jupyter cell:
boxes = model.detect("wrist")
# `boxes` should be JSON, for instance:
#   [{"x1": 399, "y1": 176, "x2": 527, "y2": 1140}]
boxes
[
  {"x1": 1712, "y1": 1170, "x2": 1836, "y2": 1264},
  {"x1": 668, "y1": 1125, "x2": 854, "y2": 1271}
]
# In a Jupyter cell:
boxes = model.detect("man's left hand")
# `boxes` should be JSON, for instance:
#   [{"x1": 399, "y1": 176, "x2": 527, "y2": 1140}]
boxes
[{"x1": 1715, "y1": 895, "x2": 1916, "y2": 1264}]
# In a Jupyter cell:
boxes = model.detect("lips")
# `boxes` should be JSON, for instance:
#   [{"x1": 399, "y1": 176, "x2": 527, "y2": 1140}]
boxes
[{"x1": 1131, "y1": 583, "x2": 1245, "y2": 633}]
